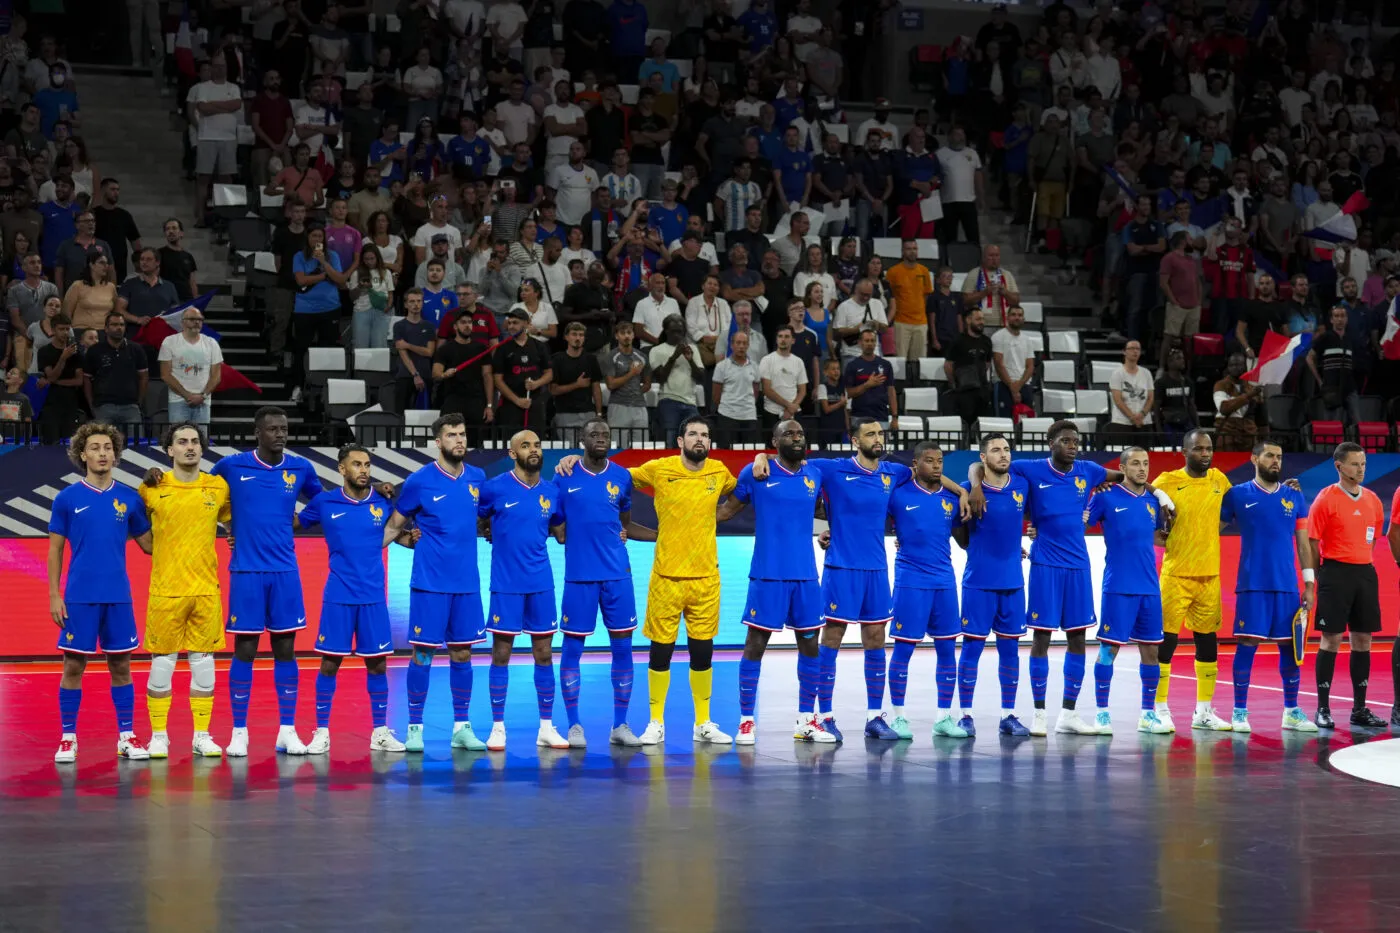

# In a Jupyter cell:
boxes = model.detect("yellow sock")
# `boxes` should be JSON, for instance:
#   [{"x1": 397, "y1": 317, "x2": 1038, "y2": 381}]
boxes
[
  {"x1": 1156, "y1": 663, "x2": 1172, "y2": 705},
  {"x1": 648, "y1": 668, "x2": 670, "y2": 722},
  {"x1": 690, "y1": 667, "x2": 713, "y2": 725},
  {"x1": 148, "y1": 694, "x2": 171, "y2": 733},
  {"x1": 190, "y1": 695, "x2": 214, "y2": 733},
  {"x1": 1195, "y1": 660, "x2": 1218, "y2": 704}
]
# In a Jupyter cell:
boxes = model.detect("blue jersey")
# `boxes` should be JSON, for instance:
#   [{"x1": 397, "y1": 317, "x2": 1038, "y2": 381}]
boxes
[
  {"x1": 811, "y1": 457, "x2": 911, "y2": 571},
  {"x1": 1086, "y1": 484, "x2": 1165, "y2": 596},
  {"x1": 1010, "y1": 458, "x2": 1107, "y2": 569},
  {"x1": 49, "y1": 480, "x2": 151, "y2": 603},
  {"x1": 960, "y1": 475, "x2": 1028, "y2": 590},
  {"x1": 395, "y1": 460, "x2": 487, "y2": 593},
  {"x1": 1221, "y1": 480, "x2": 1308, "y2": 593},
  {"x1": 446, "y1": 134, "x2": 492, "y2": 174},
  {"x1": 889, "y1": 481, "x2": 961, "y2": 590},
  {"x1": 479, "y1": 471, "x2": 563, "y2": 594},
  {"x1": 212, "y1": 451, "x2": 323, "y2": 573},
  {"x1": 557, "y1": 461, "x2": 633, "y2": 582},
  {"x1": 298, "y1": 488, "x2": 391, "y2": 605},
  {"x1": 733, "y1": 461, "x2": 823, "y2": 581}
]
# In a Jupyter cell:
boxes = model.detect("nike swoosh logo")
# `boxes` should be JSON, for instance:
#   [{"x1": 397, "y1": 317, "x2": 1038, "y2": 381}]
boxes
[
  {"x1": 234, "y1": 694, "x2": 248, "y2": 700},
  {"x1": 568, "y1": 487, "x2": 582, "y2": 493},
  {"x1": 1245, "y1": 502, "x2": 1257, "y2": 508},
  {"x1": 1114, "y1": 507, "x2": 1127, "y2": 512},
  {"x1": 331, "y1": 512, "x2": 345, "y2": 519},
  {"x1": 504, "y1": 502, "x2": 518, "y2": 508},
  {"x1": 432, "y1": 494, "x2": 447, "y2": 501},
  {"x1": 845, "y1": 475, "x2": 860, "y2": 481},
  {"x1": 297, "y1": 617, "x2": 305, "y2": 624},
  {"x1": 1038, "y1": 483, "x2": 1053, "y2": 488},
  {"x1": 905, "y1": 505, "x2": 919, "y2": 511},
  {"x1": 378, "y1": 642, "x2": 391, "y2": 650},
  {"x1": 74, "y1": 506, "x2": 88, "y2": 513},
  {"x1": 766, "y1": 482, "x2": 779, "y2": 487},
  {"x1": 240, "y1": 476, "x2": 254, "y2": 481}
]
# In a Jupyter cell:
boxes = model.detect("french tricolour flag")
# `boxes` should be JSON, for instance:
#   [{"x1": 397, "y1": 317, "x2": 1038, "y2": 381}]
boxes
[
  {"x1": 1242, "y1": 330, "x2": 1312, "y2": 385},
  {"x1": 1380, "y1": 296, "x2": 1400, "y2": 361},
  {"x1": 135, "y1": 293, "x2": 262, "y2": 393},
  {"x1": 1302, "y1": 192, "x2": 1370, "y2": 253}
]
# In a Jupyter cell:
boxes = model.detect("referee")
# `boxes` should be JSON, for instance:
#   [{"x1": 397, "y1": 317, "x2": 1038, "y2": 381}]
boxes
[{"x1": 1307, "y1": 442, "x2": 1387, "y2": 730}]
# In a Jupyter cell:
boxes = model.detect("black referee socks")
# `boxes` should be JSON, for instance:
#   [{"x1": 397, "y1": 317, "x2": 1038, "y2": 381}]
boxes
[
  {"x1": 1350, "y1": 650, "x2": 1370, "y2": 711},
  {"x1": 1315, "y1": 648, "x2": 1336, "y2": 710}
]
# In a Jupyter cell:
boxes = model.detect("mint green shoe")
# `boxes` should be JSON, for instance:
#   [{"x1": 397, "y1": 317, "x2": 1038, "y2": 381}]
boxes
[
  {"x1": 1230, "y1": 708, "x2": 1252, "y2": 733},
  {"x1": 890, "y1": 714, "x2": 914, "y2": 740},
  {"x1": 1281, "y1": 707, "x2": 1319, "y2": 733},
  {"x1": 451, "y1": 722, "x2": 487, "y2": 750},
  {"x1": 932, "y1": 713, "x2": 969, "y2": 738},
  {"x1": 405, "y1": 723, "x2": 424, "y2": 753}
]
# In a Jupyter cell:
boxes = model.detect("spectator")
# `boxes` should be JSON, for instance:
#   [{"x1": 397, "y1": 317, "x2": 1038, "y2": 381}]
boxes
[
  {"x1": 487, "y1": 0, "x2": 529, "y2": 62},
  {"x1": 686, "y1": 274, "x2": 733, "y2": 366},
  {"x1": 1120, "y1": 194, "x2": 1165, "y2": 342},
  {"x1": 447, "y1": 283, "x2": 502, "y2": 345},
  {"x1": 832, "y1": 279, "x2": 888, "y2": 363},
  {"x1": 289, "y1": 225, "x2": 348, "y2": 404},
  {"x1": 417, "y1": 234, "x2": 468, "y2": 290},
  {"x1": 549, "y1": 321, "x2": 604, "y2": 436},
  {"x1": 814, "y1": 355, "x2": 847, "y2": 448},
  {"x1": 602, "y1": 149, "x2": 643, "y2": 212},
  {"x1": 493, "y1": 306, "x2": 553, "y2": 429},
  {"x1": 855, "y1": 99, "x2": 898, "y2": 152},
  {"x1": 510, "y1": 278, "x2": 559, "y2": 343},
  {"x1": 896, "y1": 127, "x2": 940, "y2": 240},
  {"x1": 704, "y1": 0, "x2": 743, "y2": 86},
  {"x1": 943, "y1": 307, "x2": 992, "y2": 427},
  {"x1": 662, "y1": 234, "x2": 710, "y2": 306},
  {"x1": 608, "y1": 0, "x2": 650, "y2": 81},
  {"x1": 727, "y1": 205, "x2": 771, "y2": 269},
  {"x1": 1307, "y1": 305, "x2": 1361, "y2": 424},
  {"x1": 559, "y1": 260, "x2": 614, "y2": 351},
  {"x1": 90, "y1": 179, "x2": 140, "y2": 284},
  {"x1": 1108, "y1": 340, "x2": 1154, "y2": 440},
  {"x1": 1154, "y1": 347, "x2": 1196, "y2": 442},
  {"x1": 116, "y1": 247, "x2": 177, "y2": 335},
  {"x1": 730, "y1": 301, "x2": 768, "y2": 361},
  {"x1": 635, "y1": 270, "x2": 682, "y2": 348},
  {"x1": 991, "y1": 303, "x2": 1035, "y2": 419},
  {"x1": 186, "y1": 57, "x2": 242, "y2": 228},
  {"x1": 935, "y1": 127, "x2": 983, "y2": 254},
  {"x1": 843, "y1": 329, "x2": 896, "y2": 426},
  {"x1": 715, "y1": 158, "x2": 764, "y2": 233},
  {"x1": 543, "y1": 80, "x2": 587, "y2": 174},
  {"x1": 341, "y1": 82, "x2": 384, "y2": 175},
  {"x1": 1027, "y1": 111, "x2": 1071, "y2": 246},
  {"x1": 649, "y1": 313, "x2": 704, "y2": 445},
  {"x1": 266, "y1": 143, "x2": 327, "y2": 209},
  {"x1": 639, "y1": 36, "x2": 680, "y2": 92},
  {"x1": 629, "y1": 89, "x2": 671, "y2": 198},
  {"x1": 792, "y1": 245, "x2": 836, "y2": 314},
  {"x1": 36, "y1": 314, "x2": 82, "y2": 443},
  {"x1": 1158, "y1": 231, "x2": 1202, "y2": 373},
  {"x1": 737, "y1": 0, "x2": 778, "y2": 70},
  {"x1": 7, "y1": 253, "x2": 58, "y2": 372},
  {"x1": 392, "y1": 289, "x2": 438, "y2": 413},
  {"x1": 718, "y1": 244, "x2": 762, "y2": 306},
  {"x1": 39, "y1": 175, "x2": 80, "y2": 275},
  {"x1": 546, "y1": 140, "x2": 601, "y2": 226},
  {"x1": 83, "y1": 311, "x2": 147, "y2": 429},
  {"x1": 1303, "y1": 181, "x2": 1341, "y2": 297},
  {"x1": 349, "y1": 243, "x2": 395, "y2": 349},
  {"x1": 158, "y1": 305, "x2": 223, "y2": 426},
  {"x1": 54, "y1": 211, "x2": 111, "y2": 298},
  {"x1": 1209, "y1": 219, "x2": 1256, "y2": 351},
  {"x1": 0, "y1": 366, "x2": 33, "y2": 430},
  {"x1": 402, "y1": 48, "x2": 445, "y2": 131},
  {"x1": 961, "y1": 243, "x2": 1020, "y2": 327},
  {"x1": 928, "y1": 266, "x2": 963, "y2": 355},
  {"x1": 433, "y1": 309, "x2": 497, "y2": 444},
  {"x1": 758, "y1": 323, "x2": 807, "y2": 431},
  {"x1": 604, "y1": 319, "x2": 651, "y2": 440},
  {"x1": 711, "y1": 330, "x2": 760, "y2": 446},
  {"x1": 810, "y1": 133, "x2": 851, "y2": 237},
  {"x1": 61, "y1": 247, "x2": 118, "y2": 334},
  {"x1": 562, "y1": 0, "x2": 608, "y2": 77},
  {"x1": 1285, "y1": 273, "x2": 1320, "y2": 339},
  {"x1": 347, "y1": 167, "x2": 393, "y2": 232},
  {"x1": 697, "y1": 95, "x2": 749, "y2": 185},
  {"x1": 1213, "y1": 352, "x2": 1261, "y2": 452},
  {"x1": 757, "y1": 249, "x2": 793, "y2": 345},
  {"x1": 535, "y1": 236, "x2": 570, "y2": 307},
  {"x1": 805, "y1": 26, "x2": 842, "y2": 102},
  {"x1": 852, "y1": 127, "x2": 894, "y2": 240},
  {"x1": 412, "y1": 195, "x2": 463, "y2": 264}
]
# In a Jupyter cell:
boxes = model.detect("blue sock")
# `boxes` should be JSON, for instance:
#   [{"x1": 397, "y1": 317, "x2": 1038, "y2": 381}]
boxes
[
  {"x1": 957, "y1": 638, "x2": 986, "y2": 710},
  {"x1": 997, "y1": 637, "x2": 1020, "y2": 710},
  {"x1": 1278, "y1": 649, "x2": 1301, "y2": 708},
  {"x1": 315, "y1": 672, "x2": 336, "y2": 729},
  {"x1": 229, "y1": 658, "x2": 253, "y2": 729},
  {"x1": 58, "y1": 686, "x2": 81, "y2": 733},
  {"x1": 863, "y1": 647, "x2": 886, "y2": 711},
  {"x1": 796, "y1": 650, "x2": 818, "y2": 714},
  {"x1": 366, "y1": 672, "x2": 389, "y2": 728},
  {"x1": 889, "y1": 640, "x2": 916, "y2": 708},
  {"x1": 273, "y1": 659, "x2": 299, "y2": 727},
  {"x1": 934, "y1": 638, "x2": 957, "y2": 709},
  {"x1": 1139, "y1": 663, "x2": 1159, "y2": 712},
  {"x1": 1029, "y1": 655, "x2": 1049, "y2": 708},
  {"x1": 1062, "y1": 652, "x2": 1086, "y2": 708},
  {"x1": 489, "y1": 663, "x2": 509, "y2": 723},
  {"x1": 1233, "y1": 642, "x2": 1258, "y2": 710},
  {"x1": 738, "y1": 658, "x2": 761, "y2": 717},
  {"x1": 1093, "y1": 660, "x2": 1113, "y2": 709},
  {"x1": 560, "y1": 636, "x2": 584, "y2": 727},
  {"x1": 110, "y1": 683, "x2": 134, "y2": 733},
  {"x1": 534, "y1": 662, "x2": 555, "y2": 719},
  {"x1": 817, "y1": 644, "x2": 838, "y2": 716},
  {"x1": 449, "y1": 659, "x2": 473, "y2": 722},
  {"x1": 610, "y1": 636, "x2": 634, "y2": 728},
  {"x1": 407, "y1": 658, "x2": 431, "y2": 725}
]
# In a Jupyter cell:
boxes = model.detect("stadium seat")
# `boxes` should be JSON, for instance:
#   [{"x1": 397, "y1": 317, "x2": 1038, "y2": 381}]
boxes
[
  {"x1": 1089, "y1": 360, "x2": 1117, "y2": 388},
  {"x1": 306, "y1": 347, "x2": 350, "y2": 410},
  {"x1": 1018, "y1": 416, "x2": 1055, "y2": 449},
  {"x1": 145, "y1": 382, "x2": 168, "y2": 420},
  {"x1": 1025, "y1": 331, "x2": 1045, "y2": 355},
  {"x1": 326, "y1": 378, "x2": 368, "y2": 424},
  {"x1": 916, "y1": 240, "x2": 939, "y2": 261},
  {"x1": 872, "y1": 238, "x2": 902, "y2": 259},
  {"x1": 403, "y1": 409, "x2": 440, "y2": 444},
  {"x1": 904, "y1": 387, "x2": 939, "y2": 414},
  {"x1": 1041, "y1": 359, "x2": 1076, "y2": 388},
  {"x1": 916, "y1": 357, "x2": 947, "y2": 384},
  {"x1": 1192, "y1": 333, "x2": 1226, "y2": 368},
  {"x1": 922, "y1": 415, "x2": 963, "y2": 442},
  {"x1": 1020, "y1": 301, "x2": 1044, "y2": 326},
  {"x1": 1075, "y1": 390, "x2": 1110, "y2": 417},
  {"x1": 892, "y1": 415, "x2": 922, "y2": 438},
  {"x1": 1047, "y1": 331, "x2": 1080, "y2": 357},
  {"x1": 1264, "y1": 394, "x2": 1302, "y2": 437},
  {"x1": 944, "y1": 242, "x2": 982, "y2": 274},
  {"x1": 976, "y1": 417, "x2": 1015, "y2": 439},
  {"x1": 352, "y1": 348, "x2": 393, "y2": 393},
  {"x1": 353, "y1": 410, "x2": 402, "y2": 445},
  {"x1": 888, "y1": 357, "x2": 907, "y2": 382},
  {"x1": 1308, "y1": 419, "x2": 1345, "y2": 451},
  {"x1": 1071, "y1": 417, "x2": 1100, "y2": 439},
  {"x1": 1040, "y1": 388, "x2": 1076, "y2": 415},
  {"x1": 1356, "y1": 396, "x2": 1390, "y2": 451}
]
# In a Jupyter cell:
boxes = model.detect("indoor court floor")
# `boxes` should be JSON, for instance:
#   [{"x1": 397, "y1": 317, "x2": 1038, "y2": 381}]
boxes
[{"x1": 3, "y1": 646, "x2": 1400, "y2": 933}]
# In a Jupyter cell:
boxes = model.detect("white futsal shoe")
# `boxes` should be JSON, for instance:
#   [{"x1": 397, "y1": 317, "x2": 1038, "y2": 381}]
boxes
[
  {"x1": 1191, "y1": 707, "x2": 1233, "y2": 732},
  {"x1": 191, "y1": 733, "x2": 223, "y2": 757},
  {"x1": 54, "y1": 734, "x2": 77, "y2": 763},
  {"x1": 276, "y1": 725, "x2": 309, "y2": 755},
  {"x1": 1055, "y1": 710, "x2": 1100, "y2": 735},
  {"x1": 567, "y1": 724, "x2": 587, "y2": 748},
  {"x1": 487, "y1": 722, "x2": 508, "y2": 751},
  {"x1": 1093, "y1": 710, "x2": 1113, "y2": 735},
  {"x1": 638, "y1": 720, "x2": 666, "y2": 745},
  {"x1": 148, "y1": 732, "x2": 171, "y2": 759},
  {"x1": 693, "y1": 721, "x2": 733, "y2": 744},
  {"x1": 537, "y1": 723, "x2": 571, "y2": 749},
  {"x1": 735, "y1": 718, "x2": 757, "y2": 745},
  {"x1": 226, "y1": 727, "x2": 250, "y2": 758},
  {"x1": 1153, "y1": 707, "x2": 1177, "y2": 734},
  {"x1": 117, "y1": 733, "x2": 151, "y2": 759},
  {"x1": 369, "y1": 727, "x2": 407, "y2": 752},
  {"x1": 1030, "y1": 709, "x2": 1049, "y2": 736},
  {"x1": 306, "y1": 728, "x2": 331, "y2": 755}
]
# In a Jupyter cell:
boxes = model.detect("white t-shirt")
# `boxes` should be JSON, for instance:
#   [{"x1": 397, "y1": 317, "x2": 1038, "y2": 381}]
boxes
[
  {"x1": 494, "y1": 100, "x2": 536, "y2": 145},
  {"x1": 833, "y1": 297, "x2": 887, "y2": 358},
  {"x1": 631, "y1": 294, "x2": 681, "y2": 345},
  {"x1": 649, "y1": 341, "x2": 703, "y2": 404},
  {"x1": 412, "y1": 222, "x2": 463, "y2": 255},
  {"x1": 990, "y1": 327, "x2": 1033, "y2": 386},
  {"x1": 509, "y1": 300, "x2": 558, "y2": 341},
  {"x1": 444, "y1": 0, "x2": 485, "y2": 35},
  {"x1": 792, "y1": 271, "x2": 836, "y2": 308},
  {"x1": 535, "y1": 257, "x2": 570, "y2": 304},
  {"x1": 758, "y1": 351, "x2": 808, "y2": 415},
  {"x1": 546, "y1": 163, "x2": 600, "y2": 225},
  {"x1": 1278, "y1": 87, "x2": 1311, "y2": 127},
  {"x1": 543, "y1": 102, "x2": 586, "y2": 157},
  {"x1": 482, "y1": 126, "x2": 507, "y2": 175},
  {"x1": 158, "y1": 332, "x2": 225, "y2": 403},
  {"x1": 293, "y1": 99, "x2": 339, "y2": 156},
  {"x1": 560, "y1": 246, "x2": 597, "y2": 269},
  {"x1": 187, "y1": 80, "x2": 242, "y2": 142},
  {"x1": 402, "y1": 64, "x2": 443, "y2": 98},
  {"x1": 787, "y1": 13, "x2": 823, "y2": 61},
  {"x1": 486, "y1": 1, "x2": 528, "y2": 50},
  {"x1": 935, "y1": 146, "x2": 982, "y2": 204},
  {"x1": 1109, "y1": 365, "x2": 1154, "y2": 425},
  {"x1": 668, "y1": 239, "x2": 718, "y2": 265},
  {"x1": 712, "y1": 356, "x2": 760, "y2": 420},
  {"x1": 369, "y1": 234, "x2": 403, "y2": 269},
  {"x1": 854, "y1": 118, "x2": 898, "y2": 150}
]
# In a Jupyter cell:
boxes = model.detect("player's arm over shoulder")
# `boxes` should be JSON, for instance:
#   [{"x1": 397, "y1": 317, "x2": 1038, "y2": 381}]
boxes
[
  {"x1": 629, "y1": 459, "x2": 657, "y2": 490},
  {"x1": 717, "y1": 461, "x2": 738, "y2": 496}
]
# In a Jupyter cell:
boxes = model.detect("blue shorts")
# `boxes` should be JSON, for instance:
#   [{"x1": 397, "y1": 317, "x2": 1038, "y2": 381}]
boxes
[
  {"x1": 891, "y1": 586, "x2": 961, "y2": 642},
  {"x1": 487, "y1": 590, "x2": 558, "y2": 636},
  {"x1": 822, "y1": 567, "x2": 892, "y2": 625},
  {"x1": 57, "y1": 602, "x2": 139, "y2": 655},
  {"x1": 1232, "y1": 591, "x2": 1300, "y2": 642},
  {"x1": 227, "y1": 571, "x2": 307, "y2": 634},
  {"x1": 959, "y1": 587, "x2": 1028, "y2": 639},
  {"x1": 409, "y1": 589, "x2": 486, "y2": 647},
  {"x1": 742, "y1": 579, "x2": 823, "y2": 632},
  {"x1": 1026, "y1": 564, "x2": 1097, "y2": 632},
  {"x1": 560, "y1": 580, "x2": 638, "y2": 635},
  {"x1": 1098, "y1": 594, "x2": 1164, "y2": 645},
  {"x1": 317, "y1": 602, "x2": 394, "y2": 657}
]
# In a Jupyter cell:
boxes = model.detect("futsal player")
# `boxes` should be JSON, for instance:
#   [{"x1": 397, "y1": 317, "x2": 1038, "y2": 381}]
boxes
[
  {"x1": 952, "y1": 432, "x2": 1031, "y2": 737},
  {"x1": 138, "y1": 422, "x2": 231, "y2": 759},
  {"x1": 556, "y1": 419, "x2": 644, "y2": 748},
  {"x1": 1306, "y1": 442, "x2": 1386, "y2": 730},
  {"x1": 210, "y1": 406, "x2": 325, "y2": 757},
  {"x1": 382, "y1": 414, "x2": 490, "y2": 753},
  {"x1": 295, "y1": 445, "x2": 413, "y2": 754},
  {"x1": 557, "y1": 415, "x2": 738, "y2": 746},
  {"x1": 968, "y1": 420, "x2": 1174, "y2": 736},
  {"x1": 720, "y1": 418, "x2": 833, "y2": 746},
  {"x1": 751, "y1": 418, "x2": 969, "y2": 741},
  {"x1": 1221, "y1": 441, "x2": 1319, "y2": 733},
  {"x1": 49, "y1": 423, "x2": 153, "y2": 762},
  {"x1": 479, "y1": 430, "x2": 570, "y2": 751},
  {"x1": 887, "y1": 442, "x2": 967, "y2": 740},
  {"x1": 1085, "y1": 448, "x2": 1174, "y2": 735}
]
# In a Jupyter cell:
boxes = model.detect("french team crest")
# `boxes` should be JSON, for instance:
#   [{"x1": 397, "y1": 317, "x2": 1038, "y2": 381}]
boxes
[
  {"x1": 942, "y1": 499, "x2": 954, "y2": 513},
  {"x1": 606, "y1": 480, "x2": 620, "y2": 502},
  {"x1": 1074, "y1": 477, "x2": 1087, "y2": 494},
  {"x1": 1146, "y1": 503, "x2": 1156, "y2": 519},
  {"x1": 539, "y1": 494, "x2": 551, "y2": 515},
  {"x1": 369, "y1": 503, "x2": 385, "y2": 524},
  {"x1": 469, "y1": 485, "x2": 479, "y2": 501},
  {"x1": 282, "y1": 469, "x2": 297, "y2": 491},
  {"x1": 112, "y1": 500, "x2": 127, "y2": 519},
  {"x1": 1282, "y1": 499, "x2": 1294, "y2": 515},
  {"x1": 1012, "y1": 489, "x2": 1024, "y2": 507}
]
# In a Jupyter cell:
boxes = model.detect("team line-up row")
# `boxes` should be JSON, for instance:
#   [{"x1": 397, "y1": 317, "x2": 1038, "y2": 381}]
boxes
[{"x1": 42, "y1": 408, "x2": 1397, "y2": 764}]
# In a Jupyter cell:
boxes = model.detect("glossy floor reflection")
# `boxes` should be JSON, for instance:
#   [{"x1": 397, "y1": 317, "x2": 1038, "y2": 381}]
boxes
[{"x1": 2, "y1": 647, "x2": 1398, "y2": 933}]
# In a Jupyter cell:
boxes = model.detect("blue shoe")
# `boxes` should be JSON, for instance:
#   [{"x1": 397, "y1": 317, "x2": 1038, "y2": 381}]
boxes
[
  {"x1": 820, "y1": 716, "x2": 844, "y2": 743},
  {"x1": 998, "y1": 714, "x2": 1030, "y2": 736},
  {"x1": 864, "y1": 713, "x2": 899, "y2": 741},
  {"x1": 957, "y1": 715, "x2": 976, "y2": 737}
]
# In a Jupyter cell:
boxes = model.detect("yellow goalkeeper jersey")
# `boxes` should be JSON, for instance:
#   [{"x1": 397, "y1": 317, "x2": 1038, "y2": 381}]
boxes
[
  {"x1": 138, "y1": 472, "x2": 231, "y2": 597},
  {"x1": 1152, "y1": 467, "x2": 1231, "y2": 578},
  {"x1": 630, "y1": 456, "x2": 737, "y2": 579}
]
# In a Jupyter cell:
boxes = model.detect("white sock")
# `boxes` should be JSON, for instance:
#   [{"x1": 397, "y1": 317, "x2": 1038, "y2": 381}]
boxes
[
  {"x1": 891, "y1": 704, "x2": 904, "y2": 714},
  {"x1": 120, "y1": 730, "x2": 134, "y2": 738},
  {"x1": 539, "y1": 719, "x2": 551, "y2": 730},
  {"x1": 867, "y1": 709, "x2": 882, "y2": 720},
  {"x1": 1195, "y1": 701, "x2": 1210, "y2": 714},
  {"x1": 960, "y1": 709, "x2": 972, "y2": 720},
  {"x1": 1156, "y1": 702, "x2": 1170, "y2": 713},
  {"x1": 454, "y1": 721, "x2": 469, "y2": 730},
  {"x1": 61, "y1": 731, "x2": 76, "y2": 740},
  {"x1": 741, "y1": 714, "x2": 755, "y2": 723},
  {"x1": 1000, "y1": 708, "x2": 1014, "y2": 719}
]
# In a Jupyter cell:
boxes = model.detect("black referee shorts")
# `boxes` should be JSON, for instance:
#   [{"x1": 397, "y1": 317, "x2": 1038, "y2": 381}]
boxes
[{"x1": 1314, "y1": 560, "x2": 1382, "y2": 635}]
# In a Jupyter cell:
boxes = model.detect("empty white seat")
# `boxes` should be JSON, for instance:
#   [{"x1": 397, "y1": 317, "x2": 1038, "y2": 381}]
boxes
[
  {"x1": 644, "y1": 387, "x2": 659, "y2": 407},
  {"x1": 326, "y1": 378, "x2": 367, "y2": 406},
  {"x1": 693, "y1": 384, "x2": 706, "y2": 408},
  {"x1": 1041, "y1": 359, "x2": 1076, "y2": 386},
  {"x1": 872, "y1": 237, "x2": 902, "y2": 258},
  {"x1": 1020, "y1": 301, "x2": 1044, "y2": 325},
  {"x1": 950, "y1": 272, "x2": 966, "y2": 291},
  {"x1": 916, "y1": 357, "x2": 947, "y2": 382},
  {"x1": 1075, "y1": 390, "x2": 1109, "y2": 416},
  {"x1": 345, "y1": 71, "x2": 369, "y2": 90},
  {"x1": 674, "y1": 60, "x2": 692, "y2": 79},
  {"x1": 599, "y1": 384, "x2": 610, "y2": 405},
  {"x1": 619, "y1": 84, "x2": 639, "y2": 105},
  {"x1": 404, "y1": 409, "x2": 439, "y2": 428},
  {"x1": 308, "y1": 347, "x2": 347, "y2": 373},
  {"x1": 1019, "y1": 417, "x2": 1055, "y2": 435},
  {"x1": 1026, "y1": 331, "x2": 1045, "y2": 354},
  {"x1": 1047, "y1": 331, "x2": 1081, "y2": 356},
  {"x1": 828, "y1": 123, "x2": 849, "y2": 144},
  {"x1": 1072, "y1": 417, "x2": 1099, "y2": 436},
  {"x1": 893, "y1": 415, "x2": 922, "y2": 435},
  {"x1": 916, "y1": 240, "x2": 939, "y2": 260},
  {"x1": 1041, "y1": 388, "x2": 1077, "y2": 414},
  {"x1": 213, "y1": 184, "x2": 247, "y2": 208},
  {"x1": 259, "y1": 190, "x2": 284, "y2": 210},
  {"x1": 977, "y1": 417, "x2": 1015, "y2": 435},
  {"x1": 353, "y1": 347, "x2": 391, "y2": 372},
  {"x1": 646, "y1": 28, "x2": 671, "y2": 46},
  {"x1": 904, "y1": 387, "x2": 939, "y2": 412},
  {"x1": 1090, "y1": 360, "x2": 1118, "y2": 387},
  {"x1": 888, "y1": 357, "x2": 907, "y2": 381},
  {"x1": 922, "y1": 415, "x2": 963, "y2": 436}
]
